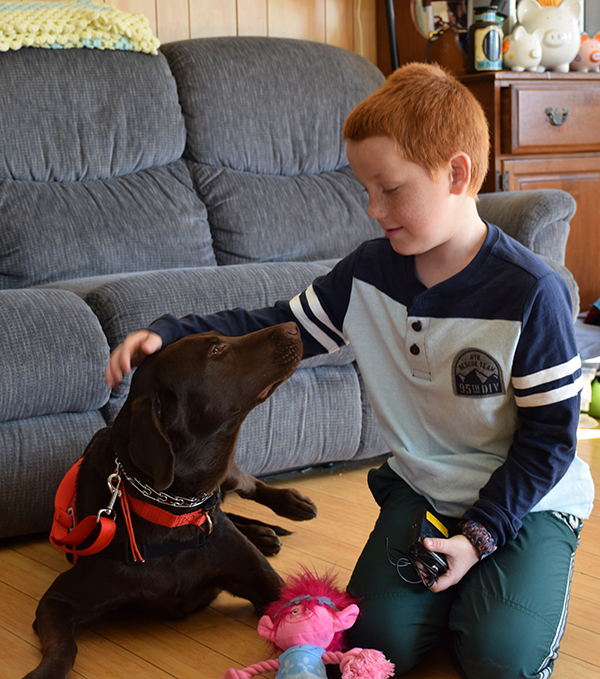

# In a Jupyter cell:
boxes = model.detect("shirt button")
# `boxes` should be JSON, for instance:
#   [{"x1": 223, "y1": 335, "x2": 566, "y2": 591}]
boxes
[
  {"x1": 412, "y1": 321, "x2": 422, "y2": 332},
  {"x1": 410, "y1": 344, "x2": 420, "y2": 355}
]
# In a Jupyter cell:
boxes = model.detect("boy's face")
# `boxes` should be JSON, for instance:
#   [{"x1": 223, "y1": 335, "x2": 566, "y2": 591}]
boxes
[{"x1": 346, "y1": 136, "x2": 458, "y2": 257}]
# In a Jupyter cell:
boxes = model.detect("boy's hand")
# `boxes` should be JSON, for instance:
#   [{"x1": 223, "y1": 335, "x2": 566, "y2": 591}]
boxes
[
  {"x1": 422, "y1": 534, "x2": 480, "y2": 593},
  {"x1": 105, "y1": 330, "x2": 163, "y2": 389}
]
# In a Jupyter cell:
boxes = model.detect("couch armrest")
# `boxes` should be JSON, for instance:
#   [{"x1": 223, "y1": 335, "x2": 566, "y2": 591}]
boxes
[
  {"x1": 477, "y1": 189, "x2": 576, "y2": 265},
  {"x1": 538, "y1": 255, "x2": 580, "y2": 321},
  {"x1": 477, "y1": 189, "x2": 579, "y2": 318},
  {"x1": 0, "y1": 289, "x2": 110, "y2": 422}
]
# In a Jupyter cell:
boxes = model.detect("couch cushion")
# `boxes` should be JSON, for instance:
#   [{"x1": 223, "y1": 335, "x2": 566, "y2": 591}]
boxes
[
  {"x1": 83, "y1": 262, "x2": 356, "y2": 422},
  {"x1": 0, "y1": 47, "x2": 215, "y2": 287},
  {"x1": 85, "y1": 261, "x2": 344, "y2": 349},
  {"x1": 0, "y1": 48, "x2": 184, "y2": 181},
  {"x1": 235, "y1": 365, "x2": 362, "y2": 476},
  {"x1": 0, "y1": 289, "x2": 110, "y2": 421},
  {"x1": 162, "y1": 37, "x2": 384, "y2": 174},
  {"x1": 162, "y1": 37, "x2": 385, "y2": 265},
  {"x1": 190, "y1": 164, "x2": 378, "y2": 264},
  {"x1": 0, "y1": 161, "x2": 215, "y2": 288}
]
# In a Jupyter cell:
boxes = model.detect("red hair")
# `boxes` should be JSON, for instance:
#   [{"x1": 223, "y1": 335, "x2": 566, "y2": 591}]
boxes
[
  {"x1": 343, "y1": 62, "x2": 489, "y2": 196},
  {"x1": 263, "y1": 567, "x2": 360, "y2": 652}
]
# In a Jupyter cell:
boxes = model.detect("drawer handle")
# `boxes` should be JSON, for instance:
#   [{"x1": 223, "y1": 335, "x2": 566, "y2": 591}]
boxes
[{"x1": 545, "y1": 107, "x2": 570, "y2": 127}]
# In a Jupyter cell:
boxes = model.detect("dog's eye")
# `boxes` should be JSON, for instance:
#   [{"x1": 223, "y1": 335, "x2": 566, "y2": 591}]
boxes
[{"x1": 210, "y1": 343, "x2": 228, "y2": 357}]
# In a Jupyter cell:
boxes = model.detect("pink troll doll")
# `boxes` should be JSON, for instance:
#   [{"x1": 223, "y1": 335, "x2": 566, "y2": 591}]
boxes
[{"x1": 221, "y1": 568, "x2": 394, "y2": 679}]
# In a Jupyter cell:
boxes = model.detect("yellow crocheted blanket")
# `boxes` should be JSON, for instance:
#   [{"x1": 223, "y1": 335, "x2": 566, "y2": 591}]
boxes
[{"x1": 0, "y1": 0, "x2": 160, "y2": 54}]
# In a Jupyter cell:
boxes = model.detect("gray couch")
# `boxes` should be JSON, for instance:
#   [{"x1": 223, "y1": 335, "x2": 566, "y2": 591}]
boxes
[{"x1": 0, "y1": 37, "x2": 578, "y2": 540}]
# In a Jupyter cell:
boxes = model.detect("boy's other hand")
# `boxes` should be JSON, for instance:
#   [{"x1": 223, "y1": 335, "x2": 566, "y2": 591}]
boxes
[
  {"x1": 105, "y1": 330, "x2": 163, "y2": 389},
  {"x1": 422, "y1": 534, "x2": 480, "y2": 593}
]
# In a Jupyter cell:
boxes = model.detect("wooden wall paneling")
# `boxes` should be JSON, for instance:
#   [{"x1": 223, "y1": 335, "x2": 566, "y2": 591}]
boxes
[
  {"x1": 268, "y1": 0, "x2": 326, "y2": 43},
  {"x1": 326, "y1": 0, "x2": 354, "y2": 51},
  {"x1": 107, "y1": 0, "x2": 157, "y2": 36},
  {"x1": 190, "y1": 0, "x2": 237, "y2": 38},
  {"x1": 106, "y1": 0, "x2": 378, "y2": 64},
  {"x1": 237, "y1": 0, "x2": 269, "y2": 36},
  {"x1": 156, "y1": 0, "x2": 190, "y2": 44},
  {"x1": 354, "y1": 0, "x2": 377, "y2": 64}
]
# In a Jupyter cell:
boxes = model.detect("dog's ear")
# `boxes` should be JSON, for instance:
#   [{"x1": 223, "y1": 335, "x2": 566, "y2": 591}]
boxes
[{"x1": 128, "y1": 394, "x2": 175, "y2": 491}]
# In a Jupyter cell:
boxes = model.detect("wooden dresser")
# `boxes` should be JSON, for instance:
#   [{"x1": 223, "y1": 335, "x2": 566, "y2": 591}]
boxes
[{"x1": 459, "y1": 71, "x2": 600, "y2": 312}]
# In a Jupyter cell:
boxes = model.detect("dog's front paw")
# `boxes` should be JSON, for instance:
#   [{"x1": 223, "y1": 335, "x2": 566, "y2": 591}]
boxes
[
  {"x1": 270, "y1": 488, "x2": 318, "y2": 521},
  {"x1": 234, "y1": 522, "x2": 284, "y2": 556}
]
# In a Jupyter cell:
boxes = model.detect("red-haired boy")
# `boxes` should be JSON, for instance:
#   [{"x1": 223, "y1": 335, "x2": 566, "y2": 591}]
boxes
[{"x1": 107, "y1": 63, "x2": 593, "y2": 678}]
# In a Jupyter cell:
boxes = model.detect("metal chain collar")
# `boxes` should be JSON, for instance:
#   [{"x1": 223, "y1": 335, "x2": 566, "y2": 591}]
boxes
[{"x1": 114, "y1": 459, "x2": 214, "y2": 509}]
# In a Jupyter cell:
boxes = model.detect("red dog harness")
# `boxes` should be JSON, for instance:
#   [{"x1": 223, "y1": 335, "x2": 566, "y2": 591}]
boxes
[{"x1": 50, "y1": 458, "x2": 216, "y2": 565}]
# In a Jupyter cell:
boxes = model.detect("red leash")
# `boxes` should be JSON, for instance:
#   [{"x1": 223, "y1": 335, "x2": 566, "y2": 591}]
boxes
[
  {"x1": 49, "y1": 459, "x2": 117, "y2": 565},
  {"x1": 50, "y1": 459, "x2": 213, "y2": 565}
]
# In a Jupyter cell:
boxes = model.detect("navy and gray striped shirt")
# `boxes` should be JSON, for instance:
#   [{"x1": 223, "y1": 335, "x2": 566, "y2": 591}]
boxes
[{"x1": 148, "y1": 223, "x2": 594, "y2": 547}]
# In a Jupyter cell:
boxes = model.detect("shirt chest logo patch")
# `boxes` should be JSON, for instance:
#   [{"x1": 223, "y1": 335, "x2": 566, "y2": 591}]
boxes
[{"x1": 452, "y1": 348, "x2": 505, "y2": 398}]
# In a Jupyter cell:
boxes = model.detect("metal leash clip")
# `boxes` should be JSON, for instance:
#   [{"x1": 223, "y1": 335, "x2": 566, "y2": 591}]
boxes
[{"x1": 97, "y1": 471, "x2": 122, "y2": 522}]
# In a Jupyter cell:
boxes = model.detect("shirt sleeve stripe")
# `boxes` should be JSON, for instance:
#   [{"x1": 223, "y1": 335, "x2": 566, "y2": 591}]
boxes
[
  {"x1": 305, "y1": 284, "x2": 348, "y2": 343},
  {"x1": 514, "y1": 376, "x2": 583, "y2": 408},
  {"x1": 289, "y1": 293, "x2": 340, "y2": 353},
  {"x1": 512, "y1": 355, "x2": 581, "y2": 390}
]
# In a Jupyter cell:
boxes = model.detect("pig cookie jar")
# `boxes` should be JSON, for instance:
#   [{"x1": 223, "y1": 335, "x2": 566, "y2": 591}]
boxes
[
  {"x1": 518, "y1": 0, "x2": 581, "y2": 72},
  {"x1": 571, "y1": 33, "x2": 600, "y2": 72},
  {"x1": 503, "y1": 25, "x2": 543, "y2": 71}
]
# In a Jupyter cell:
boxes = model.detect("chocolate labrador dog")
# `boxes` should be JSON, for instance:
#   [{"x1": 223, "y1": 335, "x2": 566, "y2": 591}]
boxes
[{"x1": 25, "y1": 322, "x2": 316, "y2": 679}]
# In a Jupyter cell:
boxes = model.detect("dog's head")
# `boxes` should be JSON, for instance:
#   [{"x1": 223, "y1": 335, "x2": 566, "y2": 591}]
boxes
[{"x1": 111, "y1": 322, "x2": 302, "y2": 495}]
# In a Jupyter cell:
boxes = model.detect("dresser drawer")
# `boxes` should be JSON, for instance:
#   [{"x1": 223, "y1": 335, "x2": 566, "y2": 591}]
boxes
[{"x1": 501, "y1": 82, "x2": 600, "y2": 154}]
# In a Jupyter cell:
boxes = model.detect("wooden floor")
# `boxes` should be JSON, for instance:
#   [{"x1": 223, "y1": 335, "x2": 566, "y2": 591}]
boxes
[{"x1": 2, "y1": 427, "x2": 599, "y2": 679}]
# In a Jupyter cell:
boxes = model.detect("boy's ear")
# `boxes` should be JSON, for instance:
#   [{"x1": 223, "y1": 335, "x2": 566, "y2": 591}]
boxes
[{"x1": 449, "y1": 152, "x2": 472, "y2": 195}]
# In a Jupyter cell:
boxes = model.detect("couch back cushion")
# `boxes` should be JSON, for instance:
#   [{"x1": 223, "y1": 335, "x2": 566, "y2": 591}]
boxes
[
  {"x1": 0, "y1": 48, "x2": 216, "y2": 288},
  {"x1": 162, "y1": 37, "x2": 385, "y2": 265}
]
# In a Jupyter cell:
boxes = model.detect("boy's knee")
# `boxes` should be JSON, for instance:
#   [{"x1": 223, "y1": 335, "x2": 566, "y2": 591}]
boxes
[{"x1": 452, "y1": 606, "x2": 559, "y2": 679}]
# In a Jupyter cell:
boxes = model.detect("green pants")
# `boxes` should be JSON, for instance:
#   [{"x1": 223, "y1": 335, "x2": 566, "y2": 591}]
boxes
[{"x1": 346, "y1": 463, "x2": 582, "y2": 679}]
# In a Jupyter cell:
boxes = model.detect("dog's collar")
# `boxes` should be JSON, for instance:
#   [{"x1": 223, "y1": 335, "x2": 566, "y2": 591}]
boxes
[
  {"x1": 115, "y1": 458, "x2": 215, "y2": 510},
  {"x1": 50, "y1": 458, "x2": 222, "y2": 566},
  {"x1": 90, "y1": 514, "x2": 225, "y2": 564}
]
